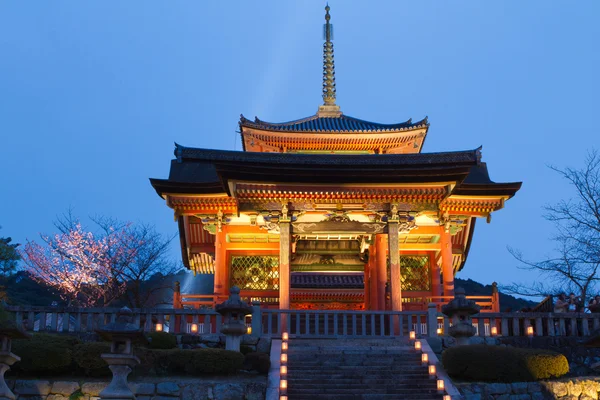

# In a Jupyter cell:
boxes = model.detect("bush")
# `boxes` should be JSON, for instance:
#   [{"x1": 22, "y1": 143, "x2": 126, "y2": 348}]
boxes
[
  {"x1": 442, "y1": 345, "x2": 569, "y2": 382},
  {"x1": 12, "y1": 333, "x2": 80, "y2": 374},
  {"x1": 147, "y1": 332, "x2": 177, "y2": 349},
  {"x1": 187, "y1": 348, "x2": 244, "y2": 375},
  {"x1": 135, "y1": 348, "x2": 243, "y2": 376},
  {"x1": 73, "y1": 342, "x2": 111, "y2": 377},
  {"x1": 240, "y1": 345, "x2": 254, "y2": 355},
  {"x1": 243, "y1": 352, "x2": 270, "y2": 374}
]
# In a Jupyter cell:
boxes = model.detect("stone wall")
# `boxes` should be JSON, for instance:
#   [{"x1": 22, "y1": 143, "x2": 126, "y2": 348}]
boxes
[
  {"x1": 5, "y1": 377, "x2": 266, "y2": 400},
  {"x1": 457, "y1": 377, "x2": 600, "y2": 400}
]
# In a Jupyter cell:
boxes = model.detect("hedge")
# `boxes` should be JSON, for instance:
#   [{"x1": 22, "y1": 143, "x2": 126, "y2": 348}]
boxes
[
  {"x1": 73, "y1": 342, "x2": 111, "y2": 377},
  {"x1": 147, "y1": 332, "x2": 177, "y2": 350},
  {"x1": 135, "y1": 348, "x2": 244, "y2": 375},
  {"x1": 12, "y1": 333, "x2": 80, "y2": 375},
  {"x1": 442, "y1": 345, "x2": 569, "y2": 382},
  {"x1": 243, "y1": 352, "x2": 271, "y2": 374}
]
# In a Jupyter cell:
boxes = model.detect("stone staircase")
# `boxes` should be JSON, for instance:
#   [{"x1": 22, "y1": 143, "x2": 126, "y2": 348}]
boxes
[{"x1": 285, "y1": 338, "x2": 445, "y2": 400}]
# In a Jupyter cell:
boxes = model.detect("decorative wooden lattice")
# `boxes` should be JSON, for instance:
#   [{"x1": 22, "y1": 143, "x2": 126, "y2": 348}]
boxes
[
  {"x1": 230, "y1": 256, "x2": 279, "y2": 291},
  {"x1": 387, "y1": 255, "x2": 431, "y2": 292}
]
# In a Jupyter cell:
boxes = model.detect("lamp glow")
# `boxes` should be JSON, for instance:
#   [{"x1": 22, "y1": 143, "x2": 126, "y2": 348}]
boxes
[
  {"x1": 280, "y1": 380, "x2": 287, "y2": 390},
  {"x1": 280, "y1": 397, "x2": 288, "y2": 400},
  {"x1": 414, "y1": 340, "x2": 422, "y2": 351},
  {"x1": 436, "y1": 328, "x2": 443, "y2": 336},
  {"x1": 280, "y1": 353, "x2": 288, "y2": 364},
  {"x1": 280, "y1": 365, "x2": 287, "y2": 375},
  {"x1": 527, "y1": 326, "x2": 534, "y2": 337},
  {"x1": 491, "y1": 326, "x2": 498, "y2": 336},
  {"x1": 429, "y1": 364, "x2": 436, "y2": 376},
  {"x1": 155, "y1": 323, "x2": 163, "y2": 332},
  {"x1": 437, "y1": 379, "x2": 445, "y2": 392},
  {"x1": 409, "y1": 331, "x2": 416, "y2": 340},
  {"x1": 247, "y1": 326, "x2": 252, "y2": 334},
  {"x1": 282, "y1": 332, "x2": 289, "y2": 341},
  {"x1": 421, "y1": 353, "x2": 428, "y2": 364},
  {"x1": 443, "y1": 395, "x2": 451, "y2": 400},
  {"x1": 190, "y1": 323, "x2": 198, "y2": 333}
]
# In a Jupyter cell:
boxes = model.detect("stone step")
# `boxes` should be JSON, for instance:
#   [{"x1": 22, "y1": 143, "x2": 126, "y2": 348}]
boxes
[
  {"x1": 286, "y1": 380, "x2": 438, "y2": 386},
  {"x1": 286, "y1": 388, "x2": 442, "y2": 395},
  {"x1": 287, "y1": 395, "x2": 443, "y2": 400}
]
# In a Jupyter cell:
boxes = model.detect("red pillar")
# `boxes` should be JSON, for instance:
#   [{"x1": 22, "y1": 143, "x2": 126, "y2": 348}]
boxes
[
  {"x1": 213, "y1": 227, "x2": 227, "y2": 303},
  {"x1": 430, "y1": 255, "x2": 441, "y2": 297},
  {"x1": 375, "y1": 234, "x2": 388, "y2": 310},
  {"x1": 440, "y1": 228, "x2": 455, "y2": 297},
  {"x1": 368, "y1": 244, "x2": 378, "y2": 310}
]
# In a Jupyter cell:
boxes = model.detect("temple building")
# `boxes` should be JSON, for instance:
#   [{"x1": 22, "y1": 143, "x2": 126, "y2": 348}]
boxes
[{"x1": 150, "y1": 6, "x2": 521, "y2": 311}]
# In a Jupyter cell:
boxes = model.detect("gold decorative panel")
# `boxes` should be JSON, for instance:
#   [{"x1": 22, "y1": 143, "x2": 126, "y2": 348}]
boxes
[{"x1": 230, "y1": 256, "x2": 279, "y2": 291}]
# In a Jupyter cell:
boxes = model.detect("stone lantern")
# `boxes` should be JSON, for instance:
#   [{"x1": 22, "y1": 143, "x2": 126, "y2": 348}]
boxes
[
  {"x1": 0, "y1": 317, "x2": 30, "y2": 400},
  {"x1": 441, "y1": 287, "x2": 480, "y2": 346},
  {"x1": 96, "y1": 307, "x2": 146, "y2": 400},
  {"x1": 216, "y1": 286, "x2": 252, "y2": 352}
]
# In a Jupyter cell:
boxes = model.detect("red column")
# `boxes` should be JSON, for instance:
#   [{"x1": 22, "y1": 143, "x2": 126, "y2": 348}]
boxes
[
  {"x1": 375, "y1": 234, "x2": 388, "y2": 310},
  {"x1": 440, "y1": 227, "x2": 455, "y2": 297},
  {"x1": 430, "y1": 255, "x2": 442, "y2": 298},
  {"x1": 213, "y1": 227, "x2": 227, "y2": 302},
  {"x1": 368, "y1": 244, "x2": 378, "y2": 310}
]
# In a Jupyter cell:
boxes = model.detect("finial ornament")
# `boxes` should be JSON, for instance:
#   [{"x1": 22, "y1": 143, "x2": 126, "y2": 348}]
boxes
[
  {"x1": 322, "y1": 4, "x2": 336, "y2": 106},
  {"x1": 318, "y1": 4, "x2": 342, "y2": 117}
]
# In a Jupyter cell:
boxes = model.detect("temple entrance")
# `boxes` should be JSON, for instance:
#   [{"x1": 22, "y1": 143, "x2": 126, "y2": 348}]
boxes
[{"x1": 291, "y1": 237, "x2": 366, "y2": 310}]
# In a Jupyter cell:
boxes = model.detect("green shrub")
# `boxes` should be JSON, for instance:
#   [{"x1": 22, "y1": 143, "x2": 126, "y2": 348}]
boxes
[
  {"x1": 135, "y1": 348, "x2": 243, "y2": 376},
  {"x1": 73, "y1": 342, "x2": 111, "y2": 377},
  {"x1": 147, "y1": 332, "x2": 177, "y2": 349},
  {"x1": 240, "y1": 345, "x2": 254, "y2": 355},
  {"x1": 442, "y1": 345, "x2": 569, "y2": 382},
  {"x1": 186, "y1": 349, "x2": 244, "y2": 375},
  {"x1": 12, "y1": 333, "x2": 79, "y2": 374},
  {"x1": 243, "y1": 352, "x2": 270, "y2": 374}
]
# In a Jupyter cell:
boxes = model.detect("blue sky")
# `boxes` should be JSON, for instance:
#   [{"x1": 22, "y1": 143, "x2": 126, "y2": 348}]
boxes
[{"x1": 1, "y1": 1, "x2": 599, "y2": 294}]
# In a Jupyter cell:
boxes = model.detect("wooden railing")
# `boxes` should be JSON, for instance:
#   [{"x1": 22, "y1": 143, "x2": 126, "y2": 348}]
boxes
[
  {"x1": 4, "y1": 305, "x2": 223, "y2": 335},
  {"x1": 7, "y1": 303, "x2": 599, "y2": 339},
  {"x1": 258, "y1": 309, "x2": 430, "y2": 338}
]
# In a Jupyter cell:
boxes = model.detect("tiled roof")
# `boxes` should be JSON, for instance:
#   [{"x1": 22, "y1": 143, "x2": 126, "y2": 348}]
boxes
[
  {"x1": 174, "y1": 145, "x2": 481, "y2": 167},
  {"x1": 291, "y1": 273, "x2": 364, "y2": 289},
  {"x1": 240, "y1": 114, "x2": 429, "y2": 133}
]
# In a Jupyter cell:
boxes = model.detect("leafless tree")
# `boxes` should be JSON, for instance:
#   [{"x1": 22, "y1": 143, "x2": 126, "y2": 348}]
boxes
[{"x1": 505, "y1": 150, "x2": 600, "y2": 303}]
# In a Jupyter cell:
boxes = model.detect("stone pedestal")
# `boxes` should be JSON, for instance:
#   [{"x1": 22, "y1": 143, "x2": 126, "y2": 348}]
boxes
[
  {"x1": 0, "y1": 352, "x2": 19, "y2": 400},
  {"x1": 99, "y1": 354, "x2": 139, "y2": 400}
]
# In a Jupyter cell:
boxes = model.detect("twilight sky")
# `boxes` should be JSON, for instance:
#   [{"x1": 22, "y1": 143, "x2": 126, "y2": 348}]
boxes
[{"x1": 1, "y1": 1, "x2": 599, "y2": 295}]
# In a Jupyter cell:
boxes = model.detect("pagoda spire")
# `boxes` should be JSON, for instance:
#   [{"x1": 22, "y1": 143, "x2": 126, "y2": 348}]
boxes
[{"x1": 318, "y1": 4, "x2": 342, "y2": 117}]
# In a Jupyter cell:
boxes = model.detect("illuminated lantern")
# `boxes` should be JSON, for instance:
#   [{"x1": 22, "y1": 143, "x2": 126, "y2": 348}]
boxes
[
  {"x1": 436, "y1": 328, "x2": 443, "y2": 336},
  {"x1": 414, "y1": 341, "x2": 422, "y2": 351},
  {"x1": 429, "y1": 364, "x2": 436, "y2": 377},
  {"x1": 527, "y1": 326, "x2": 534, "y2": 337},
  {"x1": 421, "y1": 353, "x2": 428, "y2": 364},
  {"x1": 282, "y1": 332, "x2": 289, "y2": 341},
  {"x1": 280, "y1": 365, "x2": 287, "y2": 375},
  {"x1": 155, "y1": 323, "x2": 163, "y2": 332},
  {"x1": 281, "y1": 353, "x2": 288, "y2": 364},
  {"x1": 282, "y1": 341, "x2": 288, "y2": 352},
  {"x1": 190, "y1": 324, "x2": 198, "y2": 334},
  {"x1": 491, "y1": 326, "x2": 498, "y2": 336},
  {"x1": 280, "y1": 380, "x2": 288, "y2": 390},
  {"x1": 437, "y1": 379, "x2": 445, "y2": 392},
  {"x1": 409, "y1": 331, "x2": 416, "y2": 340}
]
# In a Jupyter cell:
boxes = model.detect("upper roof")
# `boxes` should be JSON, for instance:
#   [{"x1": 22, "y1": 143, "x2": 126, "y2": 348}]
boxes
[
  {"x1": 239, "y1": 114, "x2": 429, "y2": 134},
  {"x1": 149, "y1": 144, "x2": 522, "y2": 199}
]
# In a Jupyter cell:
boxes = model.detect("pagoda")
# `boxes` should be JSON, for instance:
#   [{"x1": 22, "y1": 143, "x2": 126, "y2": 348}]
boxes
[{"x1": 150, "y1": 6, "x2": 521, "y2": 312}]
